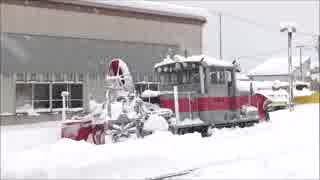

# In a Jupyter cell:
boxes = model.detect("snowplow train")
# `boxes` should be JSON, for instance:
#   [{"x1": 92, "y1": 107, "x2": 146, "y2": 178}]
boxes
[{"x1": 61, "y1": 55, "x2": 268, "y2": 144}]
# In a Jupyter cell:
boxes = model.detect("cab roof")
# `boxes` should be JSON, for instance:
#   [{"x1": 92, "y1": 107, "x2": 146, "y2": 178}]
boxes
[{"x1": 154, "y1": 55, "x2": 234, "y2": 69}]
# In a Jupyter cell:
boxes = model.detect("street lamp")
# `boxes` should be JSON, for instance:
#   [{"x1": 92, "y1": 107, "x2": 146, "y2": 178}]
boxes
[
  {"x1": 280, "y1": 23, "x2": 296, "y2": 112},
  {"x1": 296, "y1": 45, "x2": 305, "y2": 81}
]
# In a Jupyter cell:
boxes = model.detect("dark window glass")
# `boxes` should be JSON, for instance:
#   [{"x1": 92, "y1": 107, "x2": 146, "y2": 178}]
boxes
[
  {"x1": 52, "y1": 101, "x2": 63, "y2": 108},
  {"x1": 52, "y1": 84, "x2": 68, "y2": 100},
  {"x1": 34, "y1": 84, "x2": 49, "y2": 100},
  {"x1": 71, "y1": 100, "x2": 83, "y2": 108},
  {"x1": 71, "y1": 84, "x2": 83, "y2": 99},
  {"x1": 34, "y1": 101, "x2": 50, "y2": 109},
  {"x1": 210, "y1": 71, "x2": 218, "y2": 84}
]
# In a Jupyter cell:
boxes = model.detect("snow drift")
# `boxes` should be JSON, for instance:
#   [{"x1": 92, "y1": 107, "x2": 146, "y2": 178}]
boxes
[{"x1": 1, "y1": 104, "x2": 319, "y2": 179}]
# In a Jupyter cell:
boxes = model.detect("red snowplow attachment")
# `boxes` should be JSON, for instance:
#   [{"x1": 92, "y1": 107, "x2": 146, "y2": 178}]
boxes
[{"x1": 61, "y1": 118, "x2": 106, "y2": 145}]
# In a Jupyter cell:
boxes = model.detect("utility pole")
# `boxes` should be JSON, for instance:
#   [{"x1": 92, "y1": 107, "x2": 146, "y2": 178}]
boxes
[
  {"x1": 184, "y1": 49, "x2": 188, "y2": 58},
  {"x1": 281, "y1": 24, "x2": 296, "y2": 112},
  {"x1": 218, "y1": 12, "x2": 222, "y2": 59},
  {"x1": 318, "y1": 35, "x2": 320, "y2": 73},
  {"x1": 296, "y1": 45, "x2": 304, "y2": 81}
]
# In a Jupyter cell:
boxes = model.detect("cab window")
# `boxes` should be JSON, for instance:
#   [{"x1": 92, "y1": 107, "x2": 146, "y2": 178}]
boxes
[
  {"x1": 210, "y1": 68, "x2": 226, "y2": 84},
  {"x1": 171, "y1": 73, "x2": 178, "y2": 84},
  {"x1": 160, "y1": 73, "x2": 171, "y2": 84},
  {"x1": 190, "y1": 69, "x2": 200, "y2": 83},
  {"x1": 225, "y1": 70, "x2": 232, "y2": 83}
]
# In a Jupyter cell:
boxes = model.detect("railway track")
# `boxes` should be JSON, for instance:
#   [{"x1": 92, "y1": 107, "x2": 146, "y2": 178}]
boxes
[{"x1": 146, "y1": 168, "x2": 199, "y2": 180}]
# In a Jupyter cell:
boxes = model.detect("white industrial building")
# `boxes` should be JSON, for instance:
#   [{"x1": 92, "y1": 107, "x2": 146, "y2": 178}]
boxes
[{"x1": 0, "y1": 0, "x2": 207, "y2": 115}]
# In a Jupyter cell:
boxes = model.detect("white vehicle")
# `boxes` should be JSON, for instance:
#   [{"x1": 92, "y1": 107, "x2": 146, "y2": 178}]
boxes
[
  {"x1": 237, "y1": 80, "x2": 289, "y2": 111},
  {"x1": 277, "y1": 81, "x2": 313, "y2": 97},
  {"x1": 256, "y1": 88, "x2": 289, "y2": 111}
]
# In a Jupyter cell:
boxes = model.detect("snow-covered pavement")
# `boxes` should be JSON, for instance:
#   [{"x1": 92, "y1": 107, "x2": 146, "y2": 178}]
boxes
[{"x1": 1, "y1": 104, "x2": 319, "y2": 179}]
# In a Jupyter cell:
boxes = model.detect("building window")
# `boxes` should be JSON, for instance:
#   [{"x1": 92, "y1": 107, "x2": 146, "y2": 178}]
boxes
[
  {"x1": 70, "y1": 84, "x2": 83, "y2": 108},
  {"x1": 16, "y1": 84, "x2": 32, "y2": 112},
  {"x1": 16, "y1": 81, "x2": 83, "y2": 112},
  {"x1": 52, "y1": 84, "x2": 68, "y2": 108},
  {"x1": 33, "y1": 84, "x2": 50, "y2": 109},
  {"x1": 52, "y1": 83, "x2": 83, "y2": 109}
]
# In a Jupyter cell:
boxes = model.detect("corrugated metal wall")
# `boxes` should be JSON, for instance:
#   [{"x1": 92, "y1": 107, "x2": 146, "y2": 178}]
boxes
[
  {"x1": 2, "y1": 33, "x2": 179, "y2": 73},
  {"x1": 0, "y1": 33, "x2": 180, "y2": 114},
  {"x1": 0, "y1": 73, "x2": 16, "y2": 114}
]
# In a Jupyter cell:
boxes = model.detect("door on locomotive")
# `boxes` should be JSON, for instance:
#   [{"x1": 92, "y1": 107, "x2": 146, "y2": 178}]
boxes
[{"x1": 201, "y1": 64, "x2": 238, "y2": 125}]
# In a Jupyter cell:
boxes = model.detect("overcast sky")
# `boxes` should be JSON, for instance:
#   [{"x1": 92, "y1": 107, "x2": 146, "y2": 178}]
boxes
[{"x1": 167, "y1": 1, "x2": 319, "y2": 72}]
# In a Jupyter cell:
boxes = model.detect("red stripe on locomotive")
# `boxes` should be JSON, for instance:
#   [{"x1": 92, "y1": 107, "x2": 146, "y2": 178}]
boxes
[{"x1": 160, "y1": 94, "x2": 267, "y2": 120}]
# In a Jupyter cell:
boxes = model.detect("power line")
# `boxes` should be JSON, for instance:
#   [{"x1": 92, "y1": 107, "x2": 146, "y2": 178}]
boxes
[
  {"x1": 234, "y1": 47, "x2": 288, "y2": 61},
  {"x1": 205, "y1": 9, "x2": 318, "y2": 61},
  {"x1": 207, "y1": 9, "x2": 318, "y2": 37}
]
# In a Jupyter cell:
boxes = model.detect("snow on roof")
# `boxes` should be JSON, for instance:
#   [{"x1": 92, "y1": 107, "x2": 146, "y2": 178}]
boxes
[
  {"x1": 52, "y1": 0, "x2": 208, "y2": 22},
  {"x1": 154, "y1": 54, "x2": 234, "y2": 69},
  {"x1": 280, "y1": 22, "x2": 298, "y2": 32},
  {"x1": 248, "y1": 56, "x2": 311, "y2": 76},
  {"x1": 237, "y1": 80, "x2": 288, "y2": 92}
]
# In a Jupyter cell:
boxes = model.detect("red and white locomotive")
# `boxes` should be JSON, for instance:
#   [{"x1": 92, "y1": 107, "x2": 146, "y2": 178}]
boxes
[{"x1": 154, "y1": 55, "x2": 267, "y2": 136}]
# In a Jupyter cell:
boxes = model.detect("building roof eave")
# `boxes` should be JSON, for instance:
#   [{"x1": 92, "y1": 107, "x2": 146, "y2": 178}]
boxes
[{"x1": 50, "y1": 0, "x2": 207, "y2": 23}]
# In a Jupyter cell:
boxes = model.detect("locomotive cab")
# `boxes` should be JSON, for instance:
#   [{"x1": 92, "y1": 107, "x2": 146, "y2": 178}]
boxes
[{"x1": 154, "y1": 55, "x2": 261, "y2": 134}]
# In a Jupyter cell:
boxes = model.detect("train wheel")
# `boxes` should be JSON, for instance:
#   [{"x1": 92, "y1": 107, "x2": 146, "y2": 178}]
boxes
[
  {"x1": 246, "y1": 121, "x2": 255, "y2": 127},
  {"x1": 239, "y1": 122, "x2": 246, "y2": 128},
  {"x1": 207, "y1": 125, "x2": 214, "y2": 136},
  {"x1": 201, "y1": 126, "x2": 213, "y2": 137}
]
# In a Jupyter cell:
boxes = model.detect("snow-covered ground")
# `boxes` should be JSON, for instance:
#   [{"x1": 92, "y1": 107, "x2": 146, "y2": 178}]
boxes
[{"x1": 1, "y1": 104, "x2": 319, "y2": 179}]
